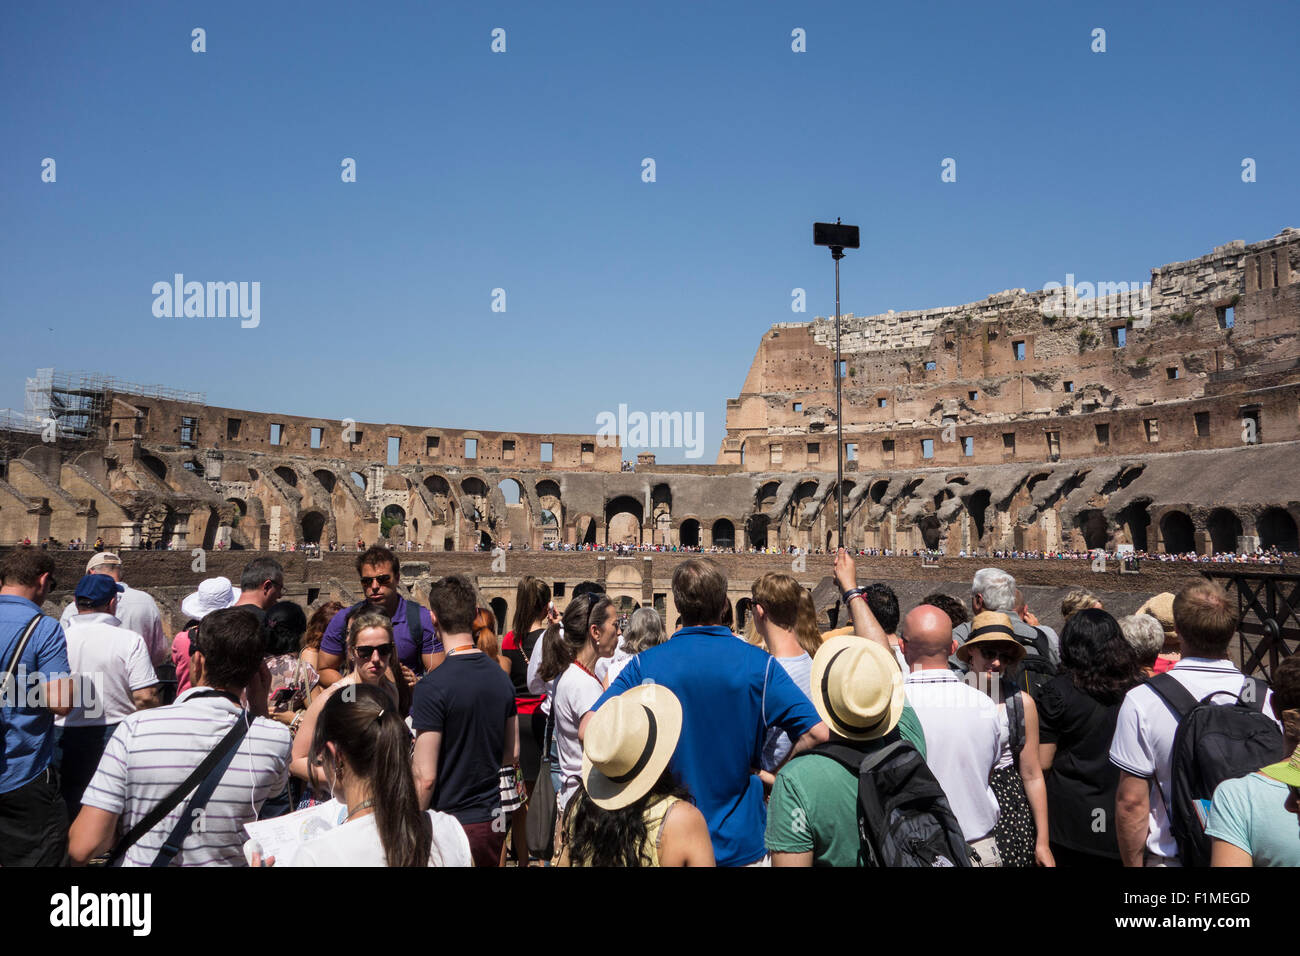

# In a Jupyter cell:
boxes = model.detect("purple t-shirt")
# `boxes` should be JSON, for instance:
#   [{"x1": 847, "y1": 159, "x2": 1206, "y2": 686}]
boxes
[{"x1": 320, "y1": 600, "x2": 441, "y2": 673}]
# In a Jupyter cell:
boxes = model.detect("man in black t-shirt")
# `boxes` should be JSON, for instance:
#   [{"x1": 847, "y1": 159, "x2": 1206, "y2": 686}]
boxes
[{"x1": 412, "y1": 575, "x2": 518, "y2": 868}]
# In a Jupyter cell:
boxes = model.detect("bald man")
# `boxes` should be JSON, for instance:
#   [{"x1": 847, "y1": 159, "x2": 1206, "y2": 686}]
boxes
[{"x1": 901, "y1": 605, "x2": 1003, "y2": 866}]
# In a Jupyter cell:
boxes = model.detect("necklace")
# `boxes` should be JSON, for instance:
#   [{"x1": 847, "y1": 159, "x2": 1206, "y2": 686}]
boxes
[
  {"x1": 344, "y1": 799, "x2": 375, "y2": 822},
  {"x1": 574, "y1": 659, "x2": 599, "y2": 681}
]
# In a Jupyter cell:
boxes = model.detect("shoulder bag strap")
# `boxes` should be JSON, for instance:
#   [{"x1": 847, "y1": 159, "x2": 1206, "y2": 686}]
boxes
[
  {"x1": 1145, "y1": 673, "x2": 1198, "y2": 722},
  {"x1": 2, "y1": 614, "x2": 46, "y2": 694},
  {"x1": 151, "y1": 713, "x2": 251, "y2": 866},
  {"x1": 106, "y1": 711, "x2": 250, "y2": 866}
]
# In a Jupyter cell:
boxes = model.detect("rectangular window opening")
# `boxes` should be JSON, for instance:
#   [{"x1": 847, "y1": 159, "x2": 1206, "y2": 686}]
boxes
[
  {"x1": 1095, "y1": 423, "x2": 1110, "y2": 444},
  {"x1": 968, "y1": 391, "x2": 978, "y2": 401},
  {"x1": 1218, "y1": 306, "x2": 1234, "y2": 329},
  {"x1": 226, "y1": 418, "x2": 241, "y2": 440},
  {"x1": 270, "y1": 423, "x2": 283, "y2": 446},
  {"x1": 846, "y1": 442, "x2": 857, "y2": 461},
  {"x1": 792, "y1": 402, "x2": 802, "y2": 412},
  {"x1": 1064, "y1": 381, "x2": 1074, "y2": 393},
  {"x1": 1166, "y1": 367, "x2": 1180, "y2": 380},
  {"x1": 426, "y1": 435, "x2": 440, "y2": 456},
  {"x1": 581, "y1": 442, "x2": 594, "y2": 464},
  {"x1": 180, "y1": 416, "x2": 198, "y2": 448},
  {"x1": 921, "y1": 439, "x2": 934, "y2": 459},
  {"x1": 1111, "y1": 326, "x2": 1127, "y2": 348},
  {"x1": 769, "y1": 444, "x2": 783, "y2": 466},
  {"x1": 1013, "y1": 341, "x2": 1026, "y2": 361},
  {"x1": 1194, "y1": 411, "x2": 1210, "y2": 437},
  {"x1": 466, "y1": 438, "x2": 478, "y2": 459},
  {"x1": 924, "y1": 361, "x2": 936, "y2": 371},
  {"x1": 540, "y1": 442, "x2": 553, "y2": 463},
  {"x1": 1002, "y1": 432, "x2": 1016, "y2": 454},
  {"x1": 807, "y1": 442, "x2": 820, "y2": 464},
  {"x1": 962, "y1": 436, "x2": 973, "y2": 456},
  {"x1": 387, "y1": 436, "x2": 401, "y2": 466},
  {"x1": 503, "y1": 439, "x2": 516, "y2": 461},
  {"x1": 1144, "y1": 419, "x2": 1159, "y2": 443},
  {"x1": 310, "y1": 427, "x2": 323, "y2": 449}
]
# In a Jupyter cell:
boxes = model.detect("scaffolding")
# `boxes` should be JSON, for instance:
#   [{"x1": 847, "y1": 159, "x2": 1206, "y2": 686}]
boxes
[{"x1": 23, "y1": 368, "x2": 206, "y2": 440}]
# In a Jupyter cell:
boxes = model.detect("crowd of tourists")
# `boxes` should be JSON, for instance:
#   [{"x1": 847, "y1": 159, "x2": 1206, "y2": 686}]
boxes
[{"x1": 0, "y1": 541, "x2": 1295, "y2": 868}]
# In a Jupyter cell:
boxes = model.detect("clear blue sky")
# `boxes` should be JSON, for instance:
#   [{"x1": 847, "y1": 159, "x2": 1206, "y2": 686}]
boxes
[{"x1": 2, "y1": 0, "x2": 1296, "y2": 462}]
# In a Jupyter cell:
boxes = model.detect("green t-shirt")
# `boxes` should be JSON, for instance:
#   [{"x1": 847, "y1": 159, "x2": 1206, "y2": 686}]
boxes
[
  {"x1": 1205, "y1": 772, "x2": 1300, "y2": 867},
  {"x1": 765, "y1": 704, "x2": 927, "y2": 866}
]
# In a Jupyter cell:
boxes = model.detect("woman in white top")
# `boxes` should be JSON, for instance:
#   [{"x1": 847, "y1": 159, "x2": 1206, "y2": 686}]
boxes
[
  {"x1": 285, "y1": 682, "x2": 471, "y2": 867},
  {"x1": 537, "y1": 591, "x2": 621, "y2": 821},
  {"x1": 603, "y1": 607, "x2": 667, "y2": 688}
]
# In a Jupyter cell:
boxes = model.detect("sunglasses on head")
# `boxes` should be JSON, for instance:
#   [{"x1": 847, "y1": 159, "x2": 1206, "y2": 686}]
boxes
[
  {"x1": 355, "y1": 642, "x2": 394, "y2": 660},
  {"x1": 360, "y1": 574, "x2": 393, "y2": 588}
]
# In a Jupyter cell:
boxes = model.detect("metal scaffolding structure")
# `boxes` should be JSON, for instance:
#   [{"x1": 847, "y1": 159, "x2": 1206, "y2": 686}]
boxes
[{"x1": 22, "y1": 368, "x2": 206, "y2": 440}]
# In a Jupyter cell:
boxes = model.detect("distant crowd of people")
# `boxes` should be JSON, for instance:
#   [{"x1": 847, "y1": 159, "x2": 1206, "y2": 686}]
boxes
[{"x1": 0, "y1": 541, "x2": 1295, "y2": 868}]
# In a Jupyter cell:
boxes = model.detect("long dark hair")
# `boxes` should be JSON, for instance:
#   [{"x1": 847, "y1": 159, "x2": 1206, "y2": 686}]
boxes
[
  {"x1": 539, "y1": 591, "x2": 612, "y2": 682},
  {"x1": 564, "y1": 770, "x2": 693, "y2": 867},
  {"x1": 511, "y1": 576, "x2": 551, "y2": 646},
  {"x1": 1060, "y1": 608, "x2": 1143, "y2": 705},
  {"x1": 310, "y1": 683, "x2": 432, "y2": 867}
]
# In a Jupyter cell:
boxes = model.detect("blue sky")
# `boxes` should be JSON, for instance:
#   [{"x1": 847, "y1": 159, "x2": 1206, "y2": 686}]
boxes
[{"x1": 2, "y1": 0, "x2": 1296, "y2": 462}]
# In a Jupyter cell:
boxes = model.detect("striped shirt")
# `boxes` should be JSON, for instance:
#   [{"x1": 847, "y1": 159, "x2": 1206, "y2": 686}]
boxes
[{"x1": 81, "y1": 686, "x2": 291, "y2": 866}]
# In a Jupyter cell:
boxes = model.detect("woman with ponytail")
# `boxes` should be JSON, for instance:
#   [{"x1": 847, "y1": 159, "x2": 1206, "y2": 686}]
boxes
[
  {"x1": 286, "y1": 684, "x2": 472, "y2": 867},
  {"x1": 539, "y1": 590, "x2": 620, "y2": 819}
]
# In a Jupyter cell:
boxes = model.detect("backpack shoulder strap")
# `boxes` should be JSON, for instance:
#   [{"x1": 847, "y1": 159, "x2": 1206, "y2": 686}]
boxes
[
  {"x1": 404, "y1": 598, "x2": 423, "y2": 651},
  {"x1": 1145, "y1": 673, "x2": 1199, "y2": 722},
  {"x1": 1006, "y1": 691, "x2": 1026, "y2": 757},
  {"x1": 2, "y1": 614, "x2": 46, "y2": 691},
  {"x1": 806, "y1": 741, "x2": 870, "y2": 774}
]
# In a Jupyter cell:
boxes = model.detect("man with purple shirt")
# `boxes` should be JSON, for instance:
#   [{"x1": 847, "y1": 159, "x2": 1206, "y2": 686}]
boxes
[{"x1": 316, "y1": 546, "x2": 443, "y2": 688}]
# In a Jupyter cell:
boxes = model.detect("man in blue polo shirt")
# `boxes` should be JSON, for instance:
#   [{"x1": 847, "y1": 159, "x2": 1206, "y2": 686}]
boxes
[
  {"x1": 316, "y1": 546, "x2": 443, "y2": 688},
  {"x1": 0, "y1": 547, "x2": 74, "y2": 866},
  {"x1": 582, "y1": 558, "x2": 828, "y2": 866}
]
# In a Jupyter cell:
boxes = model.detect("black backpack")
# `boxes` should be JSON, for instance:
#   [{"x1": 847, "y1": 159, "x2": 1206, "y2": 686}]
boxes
[
  {"x1": 803, "y1": 735, "x2": 972, "y2": 868},
  {"x1": 1015, "y1": 626, "x2": 1057, "y2": 699},
  {"x1": 1146, "y1": 673, "x2": 1285, "y2": 868}
]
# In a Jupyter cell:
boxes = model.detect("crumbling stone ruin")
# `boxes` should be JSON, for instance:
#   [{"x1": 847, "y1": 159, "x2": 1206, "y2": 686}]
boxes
[{"x1": 1, "y1": 231, "x2": 1297, "y2": 559}]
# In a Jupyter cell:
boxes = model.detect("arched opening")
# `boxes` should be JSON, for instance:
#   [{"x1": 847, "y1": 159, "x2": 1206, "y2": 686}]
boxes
[
  {"x1": 489, "y1": 597, "x2": 508, "y2": 636},
  {"x1": 275, "y1": 466, "x2": 298, "y2": 487},
  {"x1": 314, "y1": 470, "x2": 336, "y2": 493},
  {"x1": 757, "y1": 481, "x2": 781, "y2": 512},
  {"x1": 1077, "y1": 509, "x2": 1109, "y2": 550},
  {"x1": 1258, "y1": 507, "x2": 1299, "y2": 552},
  {"x1": 302, "y1": 511, "x2": 326, "y2": 545},
  {"x1": 680, "y1": 519, "x2": 700, "y2": 548},
  {"x1": 736, "y1": 597, "x2": 753, "y2": 633},
  {"x1": 201, "y1": 506, "x2": 219, "y2": 550},
  {"x1": 381, "y1": 504, "x2": 406, "y2": 541},
  {"x1": 539, "y1": 509, "x2": 560, "y2": 546},
  {"x1": 480, "y1": 531, "x2": 494, "y2": 550},
  {"x1": 748, "y1": 513, "x2": 769, "y2": 549},
  {"x1": 497, "y1": 478, "x2": 522, "y2": 505},
  {"x1": 1159, "y1": 511, "x2": 1195, "y2": 554},
  {"x1": 350, "y1": 471, "x2": 366, "y2": 491},
  {"x1": 901, "y1": 478, "x2": 924, "y2": 500},
  {"x1": 869, "y1": 479, "x2": 889, "y2": 504},
  {"x1": 918, "y1": 515, "x2": 944, "y2": 550},
  {"x1": 1117, "y1": 465, "x2": 1145, "y2": 490},
  {"x1": 578, "y1": 515, "x2": 598, "y2": 547},
  {"x1": 140, "y1": 455, "x2": 167, "y2": 481},
  {"x1": 606, "y1": 496, "x2": 643, "y2": 546},
  {"x1": 1026, "y1": 472, "x2": 1050, "y2": 497},
  {"x1": 461, "y1": 477, "x2": 489, "y2": 498},
  {"x1": 1117, "y1": 500, "x2": 1150, "y2": 551},
  {"x1": 1207, "y1": 509, "x2": 1243, "y2": 554},
  {"x1": 712, "y1": 519, "x2": 735, "y2": 550},
  {"x1": 424, "y1": 475, "x2": 450, "y2": 496}
]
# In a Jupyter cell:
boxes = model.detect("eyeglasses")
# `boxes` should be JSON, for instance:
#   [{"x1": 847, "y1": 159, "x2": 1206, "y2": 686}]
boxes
[
  {"x1": 355, "y1": 643, "x2": 394, "y2": 660},
  {"x1": 975, "y1": 646, "x2": 1018, "y2": 664},
  {"x1": 360, "y1": 574, "x2": 393, "y2": 588}
]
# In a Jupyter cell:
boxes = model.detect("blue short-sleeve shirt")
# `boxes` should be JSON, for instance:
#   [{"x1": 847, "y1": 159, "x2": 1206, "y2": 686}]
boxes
[
  {"x1": 590, "y1": 626, "x2": 822, "y2": 866},
  {"x1": 0, "y1": 595, "x2": 71, "y2": 794}
]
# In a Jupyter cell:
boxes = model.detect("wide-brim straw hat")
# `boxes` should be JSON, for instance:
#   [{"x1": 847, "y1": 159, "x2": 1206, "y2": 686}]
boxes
[
  {"x1": 181, "y1": 576, "x2": 241, "y2": 621},
  {"x1": 582, "y1": 684, "x2": 683, "y2": 811},
  {"x1": 957, "y1": 611, "x2": 1028, "y2": 665},
  {"x1": 809, "y1": 635, "x2": 904, "y2": 741},
  {"x1": 1137, "y1": 592, "x2": 1177, "y2": 640}
]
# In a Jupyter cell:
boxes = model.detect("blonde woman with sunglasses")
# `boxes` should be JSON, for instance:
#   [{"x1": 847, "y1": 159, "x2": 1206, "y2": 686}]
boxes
[{"x1": 290, "y1": 610, "x2": 409, "y2": 788}]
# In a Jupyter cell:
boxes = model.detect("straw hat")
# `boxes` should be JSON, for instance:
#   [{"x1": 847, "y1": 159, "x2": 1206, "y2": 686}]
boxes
[
  {"x1": 181, "y1": 576, "x2": 241, "y2": 621},
  {"x1": 582, "y1": 684, "x2": 683, "y2": 810},
  {"x1": 809, "y1": 635, "x2": 904, "y2": 741},
  {"x1": 956, "y1": 611, "x2": 1028, "y2": 665},
  {"x1": 1137, "y1": 592, "x2": 1177, "y2": 640}
]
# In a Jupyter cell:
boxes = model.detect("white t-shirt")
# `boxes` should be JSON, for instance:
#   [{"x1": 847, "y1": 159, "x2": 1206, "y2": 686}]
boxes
[
  {"x1": 61, "y1": 584, "x2": 168, "y2": 665},
  {"x1": 286, "y1": 810, "x2": 473, "y2": 867},
  {"x1": 552, "y1": 663, "x2": 605, "y2": 813},
  {"x1": 526, "y1": 640, "x2": 555, "y2": 717},
  {"x1": 1108, "y1": 657, "x2": 1278, "y2": 861},
  {"x1": 903, "y1": 669, "x2": 1001, "y2": 841},
  {"x1": 57, "y1": 612, "x2": 158, "y2": 727}
]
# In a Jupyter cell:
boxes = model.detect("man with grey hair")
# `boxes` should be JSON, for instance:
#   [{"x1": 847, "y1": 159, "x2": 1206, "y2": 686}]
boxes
[
  {"x1": 59, "y1": 552, "x2": 167, "y2": 665},
  {"x1": 951, "y1": 568, "x2": 1059, "y2": 682}
]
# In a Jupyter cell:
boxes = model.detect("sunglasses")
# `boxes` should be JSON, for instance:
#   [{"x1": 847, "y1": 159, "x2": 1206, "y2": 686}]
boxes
[
  {"x1": 974, "y1": 645, "x2": 1019, "y2": 663},
  {"x1": 360, "y1": 574, "x2": 393, "y2": 588},
  {"x1": 355, "y1": 642, "x2": 394, "y2": 660}
]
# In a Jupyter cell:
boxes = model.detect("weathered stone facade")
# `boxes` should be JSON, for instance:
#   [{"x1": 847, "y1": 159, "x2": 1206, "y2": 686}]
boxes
[{"x1": 2, "y1": 231, "x2": 1297, "y2": 560}]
